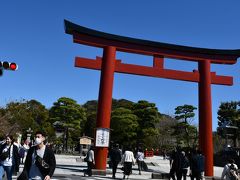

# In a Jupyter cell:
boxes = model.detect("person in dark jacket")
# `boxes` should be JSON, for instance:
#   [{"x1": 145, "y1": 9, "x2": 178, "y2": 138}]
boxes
[
  {"x1": 109, "y1": 144, "x2": 122, "y2": 179},
  {"x1": 169, "y1": 147, "x2": 181, "y2": 180},
  {"x1": 190, "y1": 149, "x2": 205, "y2": 180},
  {"x1": 0, "y1": 135, "x2": 20, "y2": 180},
  {"x1": 180, "y1": 151, "x2": 189, "y2": 180},
  {"x1": 21, "y1": 130, "x2": 56, "y2": 180}
]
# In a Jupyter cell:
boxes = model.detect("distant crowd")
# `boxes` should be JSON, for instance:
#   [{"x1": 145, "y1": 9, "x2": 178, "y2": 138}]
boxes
[{"x1": 1, "y1": 134, "x2": 240, "y2": 180}]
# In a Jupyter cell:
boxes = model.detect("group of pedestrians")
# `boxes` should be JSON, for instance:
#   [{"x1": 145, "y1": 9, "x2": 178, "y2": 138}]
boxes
[
  {"x1": 169, "y1": 147, "x2": 205, "y2": 180},
  {"x1": 108, "y1": 144, "x2": 145, "y2": 179},
  {"x1": 83, "y1": 144, "x2": 139, "y2": 179},
  {"x1": 0, "y1": 130, "x2": 56, "y2": 180}
]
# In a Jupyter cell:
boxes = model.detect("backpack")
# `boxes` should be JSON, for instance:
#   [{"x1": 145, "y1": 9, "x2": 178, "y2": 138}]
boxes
[{"x1": 228, "y1": 164, "x2": 238, "y2": 180}]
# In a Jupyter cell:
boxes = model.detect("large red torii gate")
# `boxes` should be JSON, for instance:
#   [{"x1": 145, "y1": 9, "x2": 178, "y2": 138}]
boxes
[{"x1": 64, "y1": 19, "x2": 240, "y2": 176}]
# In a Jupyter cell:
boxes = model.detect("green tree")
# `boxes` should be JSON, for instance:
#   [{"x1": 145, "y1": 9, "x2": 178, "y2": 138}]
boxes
[
  {"x1": 49, "y1": 97, "x2": 86, "y2": 152},
  {"x1": 110, "y1": 107, "x2": 138, "y2": 147},
  {"x1": 217, "y1": 101, "x2": 240, "y2": 127},
  {"x1": 217, "y1": 101, "x2": 240, "y2": 147},
  {"x1": 132, "y1": 100, "x2": 161, "y2": 147},
  {"x1": 83, "y1": 100, "x2": 98, "y2": 138},
  {"x1": 173, "y1": 104, "x2": 198, "y2": 147},
  {"x1": 213, "y1": 131, "x2": 225, "y2": 153},
  {"x1": 112, "y1": 99, "x2": 134, "y2": 110},
  {"x1": 153, "y1": 114, "x2": 177, "y2": 150},
  {"x1": 83, "y1": 99, "x2": 134, "y2": 139},
  {"x1": 0, "y1": 107, "x2": 13, "y2": 137},
  {"x1": 2, "y1": 99, "x2": 50, "y2": 139}
]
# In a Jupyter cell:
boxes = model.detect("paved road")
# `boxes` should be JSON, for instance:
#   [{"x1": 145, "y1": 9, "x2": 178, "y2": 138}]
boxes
[{"x1": 9, "y1": 154, "x2": 223, "y2": 179}]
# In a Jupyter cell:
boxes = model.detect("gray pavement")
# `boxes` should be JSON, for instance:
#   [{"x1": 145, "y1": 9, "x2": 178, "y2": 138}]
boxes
[{"x1": 11, "y1": 155, "x2": 224, "y2": 179}]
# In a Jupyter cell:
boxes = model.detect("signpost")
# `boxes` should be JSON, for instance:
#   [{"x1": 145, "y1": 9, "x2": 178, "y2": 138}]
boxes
[{"x1": 95, "y1": 128, "x2": 110, "y2": 147}]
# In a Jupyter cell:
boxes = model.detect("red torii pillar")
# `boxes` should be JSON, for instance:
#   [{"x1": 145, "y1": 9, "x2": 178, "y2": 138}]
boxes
[
  {"x1": 64, "y1": 19, "x2": 240, "y2": 176},
  {"x1": 199, "y1": 60, "x2": 213, "y2": 175},
  {"x1": 95, "y1": 46, "x2": 116, "y2": 169}
]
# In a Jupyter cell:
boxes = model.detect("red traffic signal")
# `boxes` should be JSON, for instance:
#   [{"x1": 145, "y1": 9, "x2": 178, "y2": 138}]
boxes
[
  {"x1": 9, "y1": 63, "x2": 18, "y2": 70},
  {"x1": 0, "y1": 61, "x2": 18, "y2": 71}
]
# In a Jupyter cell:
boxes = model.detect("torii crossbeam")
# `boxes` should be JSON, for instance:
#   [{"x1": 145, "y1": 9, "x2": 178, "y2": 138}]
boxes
[{"x1": 64, "y1": 19, "x2": 240, "y2": 176}]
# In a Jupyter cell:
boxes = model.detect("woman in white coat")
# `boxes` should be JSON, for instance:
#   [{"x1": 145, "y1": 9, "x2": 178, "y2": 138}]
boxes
[{"x1": 121, "y1": 147, "x2": 135, "y2": 179}]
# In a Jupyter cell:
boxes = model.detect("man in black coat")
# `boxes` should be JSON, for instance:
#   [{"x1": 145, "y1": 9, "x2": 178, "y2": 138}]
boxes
[
  {"x1": 109, "y1": 144, "x2": 122, "y2": 179},
  {"x1": 22, "y1": 130, "x2": 56, "y2": 180},
  {"x1": 190, "y1": 149, "x2": 205, "y2": 180}
]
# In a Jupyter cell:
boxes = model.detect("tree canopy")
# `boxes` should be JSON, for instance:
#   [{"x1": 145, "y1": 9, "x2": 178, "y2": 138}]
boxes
[
  {"x1": 3, "y1": 97, "x2": 233, "y2": 152},
  {"x1": 173, "y1": 104, "x2": 198, "y2": 147},
  {"x1": 49, "y1": 97, "x2": 86, "y2": 152}
]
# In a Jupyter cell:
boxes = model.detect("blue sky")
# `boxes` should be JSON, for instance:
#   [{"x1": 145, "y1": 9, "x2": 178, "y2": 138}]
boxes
[{"x1": 0, "y1": 1, "x2": 239, "y2": 131}]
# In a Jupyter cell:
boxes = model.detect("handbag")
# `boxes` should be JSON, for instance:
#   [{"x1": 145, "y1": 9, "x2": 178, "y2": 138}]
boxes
[
  {"x1": 84, "y1": 157, "x2": 88, "y2": 162},
  {"x1": 0, "y1": 151, "x2": 9, "y2": 161},
  {"x1": 0, "y1": 146, "x2": 10, "y2": 161},
  {"x1": 33, "y1": 147, "x2": 49, "y2": 169},
  {"x1": 35, "y1": 155, "x2": 50, "y2": 169},
  {"x1": 84, "y1": 151, "x2": 89, "y2": 162}
]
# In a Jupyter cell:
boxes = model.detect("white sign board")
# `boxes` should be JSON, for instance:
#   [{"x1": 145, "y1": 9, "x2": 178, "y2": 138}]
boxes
[
  {"x1": 80, "y1": 137, "x2": 92, "y2": 145},
  {"x1": 95, "y1": 128, "x2": 110, "y2": 147}
]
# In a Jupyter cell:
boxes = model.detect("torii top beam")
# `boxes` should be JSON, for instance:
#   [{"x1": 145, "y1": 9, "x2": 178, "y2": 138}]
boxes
[
  {"x1": 64, "y1": 20, "x2": 240, "y2": 64},
  {"x1": 64, "y1": 20, "x2": 240, "y2": 85}
]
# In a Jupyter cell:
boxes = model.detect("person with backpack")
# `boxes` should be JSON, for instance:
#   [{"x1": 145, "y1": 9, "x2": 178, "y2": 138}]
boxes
[{"x1": 221, "y1": 159, "x2": 239, "y2": 180}]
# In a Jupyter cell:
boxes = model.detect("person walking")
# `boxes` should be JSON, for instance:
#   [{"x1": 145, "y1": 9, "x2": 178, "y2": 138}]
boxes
[
  {"x1": 136, "y1": 148, "x2": 144, "y2": 175},
  {"x1": 221, "y1": 159, "x2": 239, "y2": 180},
  {"x1": 19, "y1": 130, "x2": 56, "y2": 180},
  {"x1": 109, "y1": 144, "x2": 122, "y2": 179},
  {"x1": 190, "y1": 149, "x2": 205, "y2": 180},
  {"x1": 169, "y1": 147, "x2": 181, "y2": 180},
  {"x1": 22, "y1": 140, "x2": 30, "y2": 163},
  {"x1": 121, "y1": 147, "x2": 135, "y2": 179},
  {"x1": 0, "y1": 135, "x2": 20, "y2": 180},
  {"x1": 179, "y1": 151, "x2": 189, "y2": 180},
  {"x1": 84, "y1": 146, "x2": 95, "y2": 177}
]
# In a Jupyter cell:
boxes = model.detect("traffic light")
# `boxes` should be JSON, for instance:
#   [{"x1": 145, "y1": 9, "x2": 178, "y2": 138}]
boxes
[{"x1": 0, "y1": 61, "x2": 18, "y2": 76}]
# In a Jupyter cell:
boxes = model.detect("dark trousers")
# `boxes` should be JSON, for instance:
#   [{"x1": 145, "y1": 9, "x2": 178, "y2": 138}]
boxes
[
  {"x1": 180, "y1": 169, "x2": 188, "y2": 180},
  {"x1": 87, "y1": 161, "x2": 94, "y2": 176},
  {"x1": 190, "y1": 171, "x2": 202, "y2": 180},
  {"x1": 123, "y1": 162, "x2": 132, "y2": 176},
  {"x1": 176, "y1": 170, "x2": 182, "y2": 180},
  {"x1": 111, "y1": 161, "x2": 119, "y2": 178},
  {"x1": 169, "y1": 168, "x2": 176, "y2": 180},
  {"x1": 137, "y1": 160, "x2": 144, "y2": 173}
]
